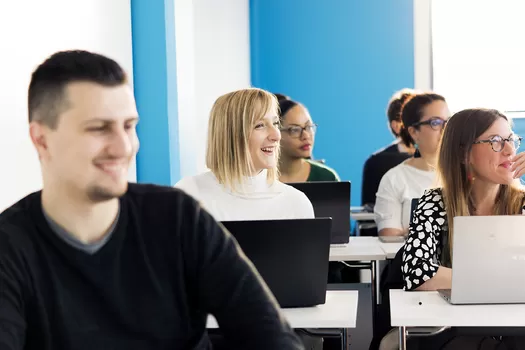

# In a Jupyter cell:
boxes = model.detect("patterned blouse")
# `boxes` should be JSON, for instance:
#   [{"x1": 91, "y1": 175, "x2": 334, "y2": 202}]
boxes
[
  {"x1": 402, "y1": 189, "x2": 447, "y2": 290},
  {"x1": 401, "y1": 188, "x2": 525, "y2": 291}
]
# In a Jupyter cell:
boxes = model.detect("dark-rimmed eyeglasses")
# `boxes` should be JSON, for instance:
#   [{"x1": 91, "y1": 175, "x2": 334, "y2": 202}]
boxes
[
  {"x1": 280, "y1": 124, "x2": 317, "y2": 138},
  {"x1": 473, "y1": 134, "x2": 522, "y2": 152},
  {"x1": 412, "y1": 117, "x2": 448, "y2": 131}
]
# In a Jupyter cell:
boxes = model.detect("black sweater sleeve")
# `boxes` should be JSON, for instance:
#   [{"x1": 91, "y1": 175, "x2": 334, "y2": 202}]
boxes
[
  {"x1": 183, "y1": 202, "x2": 304, "y2": 350},
  {"x1": 0, "y1": 234, "x2": 26, "y2": 350}
]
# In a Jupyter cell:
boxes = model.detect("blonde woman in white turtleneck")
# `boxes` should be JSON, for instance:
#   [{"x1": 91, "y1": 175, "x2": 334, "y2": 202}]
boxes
[{"x1": 175, "y1": 88, "x2": 314, "y2": 221}]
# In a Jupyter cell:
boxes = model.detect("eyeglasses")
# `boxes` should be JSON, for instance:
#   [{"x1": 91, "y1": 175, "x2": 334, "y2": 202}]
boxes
[
  {"x1": 280, "y1": 124, "x2": 317, "y2": 138},
  {"x1": 412, "y1": 117, "x2": 448, "y2": 131},
  {"x1": 473, "y1": 134, "x2": 522, "y2": 152}
]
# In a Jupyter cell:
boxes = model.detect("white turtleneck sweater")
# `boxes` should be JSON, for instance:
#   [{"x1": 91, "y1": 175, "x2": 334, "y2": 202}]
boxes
[{"x1": 174, "y1": 170, "x2": 315, "y2": 221}]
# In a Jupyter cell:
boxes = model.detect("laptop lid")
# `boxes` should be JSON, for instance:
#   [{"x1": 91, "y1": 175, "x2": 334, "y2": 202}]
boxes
[
  {"x1": 288, "y1": 181, "x2": 350, "y2": 244},
  {"x1": 221, "y1": 218, "x2": 332, "y2": 308},
  {"x1": 450, "y1": 215, "x2": 525, "y2": 304}
]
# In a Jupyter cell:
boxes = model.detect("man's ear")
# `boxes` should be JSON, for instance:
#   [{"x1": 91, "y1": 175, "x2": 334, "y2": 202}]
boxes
[
  {"x1": 29, "y1": 122, "x2": 49, "y2": 161},
  {"x1": 390, "y1": 120, "x2": 402, "y2": 135}
]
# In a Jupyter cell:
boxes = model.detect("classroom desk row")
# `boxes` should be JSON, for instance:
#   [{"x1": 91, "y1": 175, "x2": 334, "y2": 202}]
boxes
[
  {"x1": 330, "y1": 236, "x2": 404, "y2": 306},
  {"x1": 209, "y1": 237, "x2": 525, "y2": 349},
  {"x1": 207, "y1": 289, "x2": 525, "y2": 350},
  {"x1": 207, "y1": 290, "x2": 358, "y2": 350},
  {"x1": 207, "y1": 237, "x2": 405, "y2": 350},
  {"x1": 329, "y1": 236, "x2": 404, "y2": 261}
]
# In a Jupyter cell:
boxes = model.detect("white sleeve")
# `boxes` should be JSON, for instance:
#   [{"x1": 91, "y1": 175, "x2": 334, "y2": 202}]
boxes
[
  {"x1": 294, "y1": 192, "x2": 315, "y2": 219},
  {"x1": 374, "y1": 171, "x2": 403, "y2": 231},
  {"x1": 174, "y1": 176, "x2": 200, "y2": 201}
]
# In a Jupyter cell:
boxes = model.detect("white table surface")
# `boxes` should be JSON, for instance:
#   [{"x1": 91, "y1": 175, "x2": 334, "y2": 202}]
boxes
[
  {"x1": 390, "y1": 290, "x2": 525, "y2": 327},
  {"x1": 350, "y1": 211, "x2": 375, "y2": 221},
  {"x1": 378, "y1": 241, "x2": 404, "y2": 259},
  {"x1": 329, "y1": 237, "x2": 386, "y2": 261},
  {"x1": 207, "y1": 290, "x2": 359, "y2": 329}
]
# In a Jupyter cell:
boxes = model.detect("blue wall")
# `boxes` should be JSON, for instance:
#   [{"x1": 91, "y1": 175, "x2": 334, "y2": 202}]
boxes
[
  {"x1": 131, "y1": 0, "x2": 180, "y2": 185},
  {"x1": 250, "y1": 0, "x2": 415, "y2": 206}
]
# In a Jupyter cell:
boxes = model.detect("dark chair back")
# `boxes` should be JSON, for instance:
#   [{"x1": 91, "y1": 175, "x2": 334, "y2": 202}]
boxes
[
  {"x1": 370, "y1": 247, "x2": 405, "y2": 350},
  {"x1": 361, "y1": 152, "x2": 411, "y2": 206},
  {"x1": 410, "y1": 197, "x2": 419, "y2": 222},
  {"x1": 370, "y1": 197, "x2": 423, "y2": 349}
]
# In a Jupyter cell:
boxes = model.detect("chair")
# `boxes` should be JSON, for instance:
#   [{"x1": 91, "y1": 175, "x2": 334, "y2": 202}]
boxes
[
  {"x1": 358, "y1": 152, "x2": 411, "y2": 237},
  {"x1": 410, "y1": 197, "x2": 419, "y2": 222},
  {"x1": 369, "y1": 243, "x2": 405, "y2": 349},
  {"x1": 361, "y1": 152, "x2": 411, "y2": 207},
  {"x1": 369, "y1": 197, "x2": 423, "y2": 349}
]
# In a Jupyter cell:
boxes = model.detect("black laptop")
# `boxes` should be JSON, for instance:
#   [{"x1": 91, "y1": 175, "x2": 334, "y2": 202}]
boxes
[
  {"x1": 288, "y1": 181, "x2": 350, "y2": 244},
  {"x1": 221, "y1": 218, "x2": 332, "y2": 308}
]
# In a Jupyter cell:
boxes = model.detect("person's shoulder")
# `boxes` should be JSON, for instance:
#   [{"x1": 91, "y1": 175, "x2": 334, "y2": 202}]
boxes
[
  {"x1": 372, "y1": 142, "x2": 399, "y2": 156},
  {"x1": 412, "y1": 188, "x2": 446, "y2": 225},
  {"x1": 278, "y1": 182, "x2": 310, "y2": 203},
  {"x1": 379, "y1": 160, "x2": 409, "y2": 181},
  {"x1": 0, "y1": 192, "x2": 42, "y2": 255},
  {"x1": 174, "y1": 171, "x2": 217, "y2": 199},
  {"x1": 126, "y1": 182, "x2": 199, "y2": 213},
  {"x1": 124, "y1": 183, "x2": 211, "y2": 240},
  {"x1": 307, "y1": 160, "x2": 336, "y2": 174},
  {"x1": 307, "y1": 160, "x2": 339, "y2": 180},
  {"x1": 418, "y1": 188, "x2": 445, "y2": 207},
  {"x1": 278, "y1": 182, "x2": 314, "y2": 216},
  {"x1": 0, "y1": 191, "x2": 41, "y2": 229},
  {"x1": 421, "y1": 187, "x2": 443, "y2": 199}
]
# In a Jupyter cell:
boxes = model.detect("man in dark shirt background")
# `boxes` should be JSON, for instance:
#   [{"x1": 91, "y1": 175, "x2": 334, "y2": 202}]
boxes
[
  {"x1": 0, "y1": 50, "x2": 303, "y2": 350},
  {"x1": 360, "y1": 88, "x2": 416, "y2": 208}
]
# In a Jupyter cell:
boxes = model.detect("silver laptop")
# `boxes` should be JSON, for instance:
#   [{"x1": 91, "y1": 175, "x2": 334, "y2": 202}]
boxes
[{"x1": 438, "y1": 215, "x2": 525, "y2": 305}]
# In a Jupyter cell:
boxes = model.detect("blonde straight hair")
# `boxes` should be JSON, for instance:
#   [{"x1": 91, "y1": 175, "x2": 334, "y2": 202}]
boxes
[
  {"x1": 437, "y1": 108, "x2": 524, "y2": 266},
  {"x1": 206, "y1": 88, "x2": 280, "y2": 192}
]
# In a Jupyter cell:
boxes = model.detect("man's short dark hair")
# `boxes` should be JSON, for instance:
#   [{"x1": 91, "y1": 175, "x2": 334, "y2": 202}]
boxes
[{"x1": 28, "y1": 50, "x2": 127, "y2": 129}]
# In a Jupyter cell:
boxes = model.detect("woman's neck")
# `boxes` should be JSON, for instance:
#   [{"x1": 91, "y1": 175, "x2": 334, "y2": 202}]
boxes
[
  {"x1": 279, "y1": 156, "x2": 309, "y2": 182},
  {"x1": 397, "y1": 139, "x2": 415, "y2": 155},
  {"x1": 279, "y1": 156, "x2": 303, "y2": 175},
  {"x1": 407, "y1": 149, "x2": 438, "y2": 171},
  {"x1": 470, "y1": 180, "x2": 500, "y2": 215}
]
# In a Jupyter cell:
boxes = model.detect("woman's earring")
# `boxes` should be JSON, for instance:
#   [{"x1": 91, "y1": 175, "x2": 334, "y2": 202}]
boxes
[
  {"x1": 467, "y1": 168, "x2": 476, "y2": 182},
  {"x1": 413, "y1": 143, "x2": 421, "y2": 158}
]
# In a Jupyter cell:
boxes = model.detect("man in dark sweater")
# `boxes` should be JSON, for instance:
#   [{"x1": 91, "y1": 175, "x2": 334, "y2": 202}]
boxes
[{"x1": 0, "y1": 50, "x2": 304, "y2": 350}]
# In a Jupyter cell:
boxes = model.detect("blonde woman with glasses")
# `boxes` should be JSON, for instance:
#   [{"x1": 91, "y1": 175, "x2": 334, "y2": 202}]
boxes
[{"x1": 175, "y1": 88, "x2": 314, "y2": 221}]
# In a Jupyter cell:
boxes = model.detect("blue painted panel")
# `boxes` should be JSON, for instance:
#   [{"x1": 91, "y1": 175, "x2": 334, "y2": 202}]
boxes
[
  {"x1": 131, "y1": 0, "x2": 180, "y2": 185},
  {"x1": 250, "y1": 0, "x2": 414, "y2": 206}
]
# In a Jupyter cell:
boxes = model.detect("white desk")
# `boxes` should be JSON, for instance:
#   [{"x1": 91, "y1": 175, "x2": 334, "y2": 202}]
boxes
[
  {"x1": 390, "y1": 290, "x2": 525, "y2": 349},
  {"x1": 350, "y1": 207, "x2": 376, "y2": 236},
  {"x1": 329, "y1": 237, "x2": 386, "y2": 261},
  {"x1": 391, "y1": 290, "x2": 525, "y2": 328},
  {"x1": 330, "y1": 237, "x2": 386, "y2": 307},
  {"x1": 207, "y1": 290, "x2": 359, "y2": 329},
  {"x1": 350, "y1": 211, "x2": 375, "y2": 221},
  {"x1": 378, "y1": 241, "x2": 404, "y2": 259}
]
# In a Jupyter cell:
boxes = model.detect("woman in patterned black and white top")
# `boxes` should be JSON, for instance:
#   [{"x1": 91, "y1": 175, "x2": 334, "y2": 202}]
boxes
[{"x1": 402, "y1": 108, "x2": 525, "y2": 292}]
